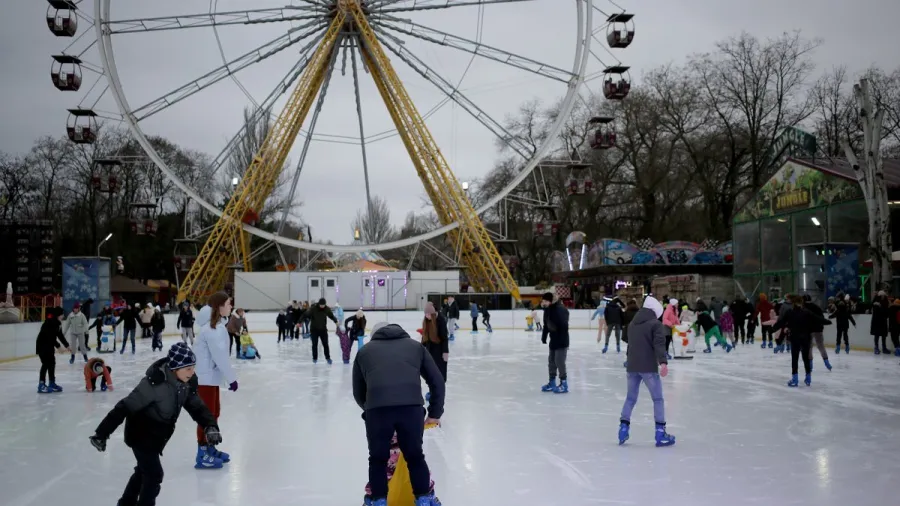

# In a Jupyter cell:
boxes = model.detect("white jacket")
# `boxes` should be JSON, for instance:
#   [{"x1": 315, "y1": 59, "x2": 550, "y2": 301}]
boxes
[
  {"x1": 64, "y1": 311, "x2": 89, "y2": 336},
  {"x1": 194, "y1": 311, "x2": 237, "y2": 387}
]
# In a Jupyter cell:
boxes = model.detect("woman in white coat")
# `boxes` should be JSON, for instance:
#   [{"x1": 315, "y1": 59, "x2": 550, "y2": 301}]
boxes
[{"x1": 192, "y1": 291, "x2": 238, "y2": 469}]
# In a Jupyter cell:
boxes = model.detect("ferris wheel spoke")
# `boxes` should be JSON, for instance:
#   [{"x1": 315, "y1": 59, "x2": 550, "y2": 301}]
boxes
[
  {"x1": 102, "y1": 6, "x2": 326, "y2": 34},
  {"x1": 208, "y1": 30, "x2": 330, "y2": 178},
  {"x1": 375, "y1": 29, "x2": 533, "y2": 159},
  {"x1": 372, "y1": 15, "x2": 574, "y2": 83},
  {"x1": 372, "y1": 0, "x2": 535, "y2": 13},
  {"x1": 131, "y1": 21, "x2": 326, "y2": 121}
]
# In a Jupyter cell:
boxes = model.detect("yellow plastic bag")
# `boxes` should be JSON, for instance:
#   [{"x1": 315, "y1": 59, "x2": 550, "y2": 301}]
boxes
[{"x1": 386, "y1": 423, "x2": 439, "y2": 506}]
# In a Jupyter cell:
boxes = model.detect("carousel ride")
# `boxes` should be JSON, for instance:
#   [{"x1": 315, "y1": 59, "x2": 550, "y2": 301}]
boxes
[{"x1": 47, "y1": 0, "x2": 635, "y2": 303}]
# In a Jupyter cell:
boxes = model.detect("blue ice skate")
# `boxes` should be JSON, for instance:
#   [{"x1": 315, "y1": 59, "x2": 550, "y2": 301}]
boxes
[
  {"x1": 425, "y1": 392, "x2": 431, "y2": 403},
  {"x1": 343, "y1": 359, "x2": 350, "y2": 365},
  {"x1": 415, "y1": 493, "x2": 442, "y2": 506},
  {"x1": 37, "y1": 382, "x2": 51, "y2": 394},
  {"x1": 768, "y1": 341, "x2": 774, "y2": 348},
  {"x1": 774, "y1": 344, "x2": 784, "y2": 354},
  {"x1": 49, "y1": 383, "x2": 63, "y2": 392},
  {"x1": 101, "y1": 383, "x2": 108, "y2": 391},
  {"x1": 804, "y1": 373, "x2": 811, "y2": 386},
  {"x1": 449, "y1": 334, "x2": 455, "y2": 341},
  {"x1": 363, "y1": 497, "x2": 387, "y2": 506},
  {"x1": 602, "y1": 346, "x2": 608, "y2": 354},
  {"x1": 195, "y1": 447, "x2": 224, "y2": 469},
  {"x1": 554, "y1": 380, "x2": 569, "y2": 394},
  {"x1": 713, "y1": 341, "x2": 719, "y2": 347},
  {"x1": 666, "y1": 353, "x2": 672, "y2": 360},
  {"x1": 835, "y1": 345, "x2": 840, "y2": 354},
  {"x1": 618, "y1": 421, "x2": 630, "y2": 445},
  {"x1": 207, "y1": 445, "x2": 230, "y2": 463},
  {"x1": 313, "y1": 359, "x2": 317, "y2": 364},
  {"x1": 69, "y1": 354, "x2": 75, "y2": 364},
  {"x1": 655, "y1": 424, "x2": 676, "y2": 447},
  {"x1": 725, "y1": 344, "x2": 733, "y2": 353},
  {"x1": 875, "y1": 347, "x2": 881, "y2": 355},
  {"x1": 327, "y1": 359, "x2": 333, "y2": 365},
  {"x1": 787, "y1": 374, "x2": 799, "y2": 387},
  {"x1": 703, "y1": 347, "x2": 712, "y2": 353},
  {"x1": 541, "y1": 379, "x2": 557, "y2": 392},
  {"x1": 761, "y1": 341, "x2": 767, "y2": 349},
  {"x1": 616, "y1": 344, "x2": 621, "y2": 353}
]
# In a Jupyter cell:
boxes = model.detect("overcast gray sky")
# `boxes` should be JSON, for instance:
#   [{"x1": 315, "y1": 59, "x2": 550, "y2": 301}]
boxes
[{"x1": 3, "y1": 0, "x2": 898, "y2": 244}]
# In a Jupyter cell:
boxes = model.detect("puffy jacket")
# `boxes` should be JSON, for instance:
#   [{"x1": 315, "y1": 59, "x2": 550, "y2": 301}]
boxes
[
  {"x1": 36, "y1": 318, "x2": 69, "y2": 355},
  {"x1": 151, "y1": 313, "x2": 165, "y2": 333},
  {"x1": 345, "y1": 315, "x2": 367, "y2": 335},
  {"x1": 828, "y1": 302, "x2": 856, "y2": 329},
  {"x1": 300, "y1": 305, "x2": 337, "y2": 332},
  {"x1": 352, "y1": 324, "x2": 445, "y2": 419},
  {"x1": 226, "y1": 314, "x2": 248, "y2": 335},
  {"x1": 469, "y1": 303, "x2": 479, "y2": 318},
  {"x1": 119, "y1": 307, "x2": 139, "y2": 330},
  {"x1": 625, "y1": 307, "x2": 668, "y2": 373},
  {"x1": 94, "y1": 358, "x2": 216, "y2": 454},
  {"x1": 447, "y1": 301, "x2": 460, "y2": 320},
  {"x1": 177, "y1": 308, "x2": 195, "y2": 329},
  {"x1": 139, "y1": 308, "x2": 154, "y2": 324},
  {"x1": 772, "y1": 306, "x2": 832, "y2": 340},
  {"x1": 695, "y1": 312, "x2": 718, "y2": 333},
  {"x1": 194, "y1": 314, "x2": 237, "y2": 387},
  {"x1": 541, "y1": 301, "x2": 570, "y2": 349},
  {"x1": 239, "y1": 333, "x2": 255, "y2": 347},
  {"x1": 662, "y1": 304, "x2": 679, "y2": 328},
  {"x1": 63, "y1": 311, "x2": 89, "y2": 337},
  {"x1": 871, "y1": 298, "x2": 889, "y2": 336},
  {"x1": 84, "y1": 358, "x2": 113, "y2": 390},
  {"x1": 604, "y1": 300, "x2": 624, "y2": 325}
]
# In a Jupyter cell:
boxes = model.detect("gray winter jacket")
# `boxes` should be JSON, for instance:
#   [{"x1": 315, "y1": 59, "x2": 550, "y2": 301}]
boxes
[
  {"x1": 710, "y1": 299, "x2": 724, "y2": 323},
  {"x1": 625, "y1": 308, "x2": 668, "y2": 373},
  {"x1": 352, "y1": 324, "x2": 445, "y2": 419},
  {"x1": 64, "y1": 311, "x2": 89, "y2": 337}
]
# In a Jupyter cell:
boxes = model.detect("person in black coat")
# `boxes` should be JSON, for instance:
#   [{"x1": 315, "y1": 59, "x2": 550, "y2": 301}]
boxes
[
  {"x1": 870, "y1": 292, "x2": 891, "y2": 354},
  {"x1": 352, "y1": 323, "x2": 444, "y2": 506},
  {"x1": 802, "y1": 295, "x2": 832, "y2": 370},
  {"x1": 345, "y1": 310, "x2": 368, "y2": 343},
  {"x1": 540, "y1": 292, "x2": 571, "y2": 393},
  {"x1": 36, "y1": 307, "x2": 70, "y2": 393},
  {"x1": 119, "y1": 303, "x2": 140, "y2": 354},
  {"x1": 602, "y1": 297, "x2": 624, "y2": 353},
  {"x1": 771, "y1": 295, "x2": 832, "y2": 387},
  {"x1": 89, "y1": 344, "x2": 222, "y2": 505},
  {"x1": 731, "y1": 296, "x2": 751, "y2": 344},
  {"x1": 176, "y1": 302, "x2": 196, "y2": 346},
  {"x1": 828, "y1": 297, "x2": 856, "y2": 353},
  {"x1": 276, "y1": 311, "x2": 288, "y2": 342},
  {"x1": 888, "y1": 298, "x2": 900, "y2": 356},
  {"x1": 446, "y1": 296, "x2": 460, "y2": 340}
]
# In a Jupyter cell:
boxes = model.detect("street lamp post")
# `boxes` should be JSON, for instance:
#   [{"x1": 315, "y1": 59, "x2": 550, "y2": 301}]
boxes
[{"x1": 97, "y1": 232, "x2": 113, "y2": 257}]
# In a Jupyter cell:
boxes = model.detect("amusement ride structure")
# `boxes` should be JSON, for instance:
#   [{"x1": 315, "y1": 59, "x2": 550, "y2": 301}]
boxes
[{"x1": 46, "y1": 0, "x2": 634, "y2": 303}]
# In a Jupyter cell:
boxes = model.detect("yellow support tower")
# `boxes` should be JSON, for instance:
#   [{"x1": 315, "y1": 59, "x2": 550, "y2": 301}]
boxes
[{"x1": 177, "y1": 12, "x2": 347, "y2": 303}]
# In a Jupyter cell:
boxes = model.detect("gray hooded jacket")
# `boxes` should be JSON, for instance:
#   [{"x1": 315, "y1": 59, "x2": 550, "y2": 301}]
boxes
[{"x1": 625, "y1": 297, "x2": 668, "y2": 373}]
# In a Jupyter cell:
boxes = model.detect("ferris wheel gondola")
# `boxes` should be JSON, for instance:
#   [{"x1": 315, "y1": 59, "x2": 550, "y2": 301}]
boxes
[
  {"x1": 606, "y1": 13, "x2": 635, "y2": 49},
  {"x1": 46, "y1": 0, "x2": 78, "y2": 37},
  {"x1": 66, "y1": 108, "x2": 97, "y2": 144},
  {"x1": 51, "y1": 54, "x2": 83, "y2": 91},
  {"x1": 602, "y1": 65, "x2": 631, "y2": 100}
]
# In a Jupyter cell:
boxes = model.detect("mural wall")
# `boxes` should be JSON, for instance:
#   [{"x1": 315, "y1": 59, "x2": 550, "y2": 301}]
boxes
[
  {"x1": 825, "y1": 245, "x2": 860, "y2": 299},
  {"x1": 61, "y1": 257, "x2": 111, "y2": 315},
  {"x1": 734, "y1": 160, "x2": 863, "y2": 223},
  {"x1": 550, "y1": 239, "x2": 733, "y2": 271}
]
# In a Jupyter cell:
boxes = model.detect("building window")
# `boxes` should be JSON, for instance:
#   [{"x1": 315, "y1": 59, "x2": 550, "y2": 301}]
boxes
[
  {"x1": 734, "y1": 221, "x2": 760, "y2": 274},
  {"x1": 761, "y1": 218, "x2": 792, "y2": 272}
]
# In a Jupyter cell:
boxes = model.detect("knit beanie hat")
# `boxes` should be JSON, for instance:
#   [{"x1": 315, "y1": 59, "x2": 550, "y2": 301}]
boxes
[
  {"x1": 425, "y1": 302, "x2": 437, "y2": 317},
  {"x1": 167, "y1": 342, "x2": 196, "y2": 370},
  {"x1": 542, "y1": 292, "x2": 554, "y2": 302},
  {"x1": 371, "y1": 321, "x2": 390, "y2": 335},
  {"x1": 643, "y1": 296, "x2": 664, "y2": 319},
  {"x1": 356, "y1": 309, "x2": 364, "y2": 318}
]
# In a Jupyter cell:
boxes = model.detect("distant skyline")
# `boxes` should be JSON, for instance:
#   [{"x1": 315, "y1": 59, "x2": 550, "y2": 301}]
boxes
[{"x1": 3, "y1": 0, "x2": 898, "y2": 244}]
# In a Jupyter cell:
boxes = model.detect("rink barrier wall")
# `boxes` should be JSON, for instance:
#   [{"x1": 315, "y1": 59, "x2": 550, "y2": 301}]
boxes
[{"x1": 0, "y1": 311, "x2": 881, "y2": 363}]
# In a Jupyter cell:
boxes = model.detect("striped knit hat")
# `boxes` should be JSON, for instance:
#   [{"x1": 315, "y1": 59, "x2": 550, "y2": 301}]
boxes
[{"x1": 167, "y1": 342, "x2": 196, "y2": 370}]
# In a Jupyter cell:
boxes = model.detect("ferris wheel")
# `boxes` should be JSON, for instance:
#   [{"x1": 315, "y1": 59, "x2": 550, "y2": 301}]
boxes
[{"x1": 46, "y1": 0, "x2": 635, "y2": 302}]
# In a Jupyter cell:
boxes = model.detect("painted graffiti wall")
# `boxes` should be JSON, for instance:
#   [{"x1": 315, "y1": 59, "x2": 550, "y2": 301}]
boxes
[
  {"x1": 550, "y1": 239, "x2": 733, "y2": 271},
  {"x1": 61, "y1": 257, "x2": 111, "y2": 316}
]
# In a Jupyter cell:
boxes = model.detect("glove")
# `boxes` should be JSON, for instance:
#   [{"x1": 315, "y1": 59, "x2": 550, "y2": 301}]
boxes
[
  {"x1": 228, "y1": 381, "x2": 238, "y2": 392},
  {"x1": 541, "y1": 337, "x2": 547, "y2": 345},
  {"x1": 204, "y1": 426, "x2": 223, "y2": 446},
  {"x1": 89, "y1": 434, "x2": 107, "y2": 452}
]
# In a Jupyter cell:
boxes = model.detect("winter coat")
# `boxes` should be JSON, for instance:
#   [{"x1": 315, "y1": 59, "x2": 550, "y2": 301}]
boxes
[
  {"x1": 828, "y1": 302, "x2": 856, "y2": 329},
  {"x1": 94, "y1": 358, "x2": 216, "y2": 454},
  {"x1": 352, "y1": 324, "x2": 445, "y2": 419},
  {"x1": 804, "y1": 302, "x2": 826, "y2": 333},
  {"x1": 177, "y1": 308, "x2": 195, "y2": 329},
  {"x1": 119, "y1": 307, "x2": 139, "y2": 330},
  {"x1": 63, "y1": 311, "x2": 89, "y2": 337},
  {"x1": 541, "y1": 301, "x2": 570, "y2": 350},
  {"x1": 239, "y1": 333, "x2": 255, "y2": 347},
  {"x1": 469, "y1": 303, "x2": 479, "y2": 319},
  {"x1": 481, "y1": 306, "x2": 490, "y2": 319},
  {"x1": 276, "y1": 313, "x2": 287, "y2": 328},
  {"x1": 84, "y1": 358, "x2": 113, "y2": 391},
  {"x1": 604, "y1": 300, "x2": 624, "y2": 325},
  {"x1": 731, "y1": 299, "x2": 751, "y2": 322},
  {"x1": 300, "y1": 305, "x2": 338, "y2": 332},
  {"x1": 289, "y1": 305, "x2": 302, "y2": 325},
  {"x1": 36, "y1": 318, "x2": 69, "y2": 355},
  {"x1": 695, "y1": 312, "x2": 718, "y2": 333},
  {"x1": 719, "y1": 311, "x2": 734, "y2": 333},
  {"x1": 139, "y1": 308, "x2": 154, "y2": 325},
  {"x1": 422, "y1": 314, "x2": 450, "y2": 379},
  {"x1": 710, "y1": 300, "x2": 724, "y2": 322},
  {"x1": 662, "y1": 304, "x2": 679, "y2": 328},
  {"x1": 889, "y1": 302, "x2": 900, "y2": 333},
  {"x1": 772, "y1": 306, "x2": 832, "y2": 340},
  {"x1": 625, "y1": 308, "x2": 668, "y2": 373},
  {"x1": 761, "y1": 309, "x2": 778, "y2": 327},
  {"x1": 621, "y1": 306, "x2": 639, "y2": 343},
  {"x1": 447, "y1": 300, "x2": 460, "y2": 320},
  {"x1": 870, "y1": 298, "x2": 889, "y2": 336},
  {"x1": 754, "y1": 299, "x2": 774, "y2": 323},
  {"x1": 151, "y1": 313, "x2": 165, "y2": 334},
  {"x1": 345, "y1": 315, "x2": 367, "y2": 336},
  {"x1": 226, "y1": 314, "x2": 248, "y2": 335},
  {"x1": 194, "y1": 314, "x2": 238, "y2": 387}
]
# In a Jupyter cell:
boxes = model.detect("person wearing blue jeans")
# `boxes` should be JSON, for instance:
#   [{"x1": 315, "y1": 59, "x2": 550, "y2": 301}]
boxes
[
  {"x1": 618, "y1": 296, "x2": 675, "y2": 447},
  {"x1": 121, "y1": 327, "x2": 136, "y2": 354}
]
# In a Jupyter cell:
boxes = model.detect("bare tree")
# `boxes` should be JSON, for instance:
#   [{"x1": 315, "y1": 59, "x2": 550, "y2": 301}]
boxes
[
  {"x1": 840, "y1": 78, "x2": 891, "y2": 294},
  {"x1": 0, "y1": 153, "x2": 40, "y2": 220},
  {"x1": 812, "y1": 66, "x2": 863, "y2": 157},
  {"x1": 352, "y1": 195, "x2": 395, "y2": 244}
]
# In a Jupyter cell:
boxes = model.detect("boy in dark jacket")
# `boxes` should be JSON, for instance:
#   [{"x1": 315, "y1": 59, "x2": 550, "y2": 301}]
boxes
[
  {"x1": 446, "y1": 296, "x2": 460, "y2": 340},
  {"x1": 176, "y1": 302, "x2": 195, "y2": 346},
  {"x1": 803, "y1": 295, "x2": 832, "y2": 371},
  {"x1": 352, "y1": 323, "x2": 445, "y2": 506},
  {"x1": 540, "y1": 292, "x2": 571, "y2": 394},
  {"x1": 618, "y1": 296, "x2": 675, "y2": 447},
  {"x1": 603, "y1": 297, "x2": 624, "y2": 354},
  {"x1": 300, "y1": 298, "x2": 339, "y2": 364},
  {"x1": 120, "y1": 303, "x2": 140, "y2": 354},
  {"x1": 276, "y1": 310, "x2": 288, "y2": 342},
  {"x1": 36, "y1": 307, "x2": 70, "y2": 393},
  {"x1": 695, "y1": 311, "x2": 733, "y2": 353},
  {"x1": 829, "y1": 296, "x2": 856, "y2": 353},
  {"x1": 89, "y1": 342, "x2": 222, "y2": 506}
]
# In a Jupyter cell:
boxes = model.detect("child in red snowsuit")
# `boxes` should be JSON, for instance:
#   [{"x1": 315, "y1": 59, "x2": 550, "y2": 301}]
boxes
[{"x1": 84, "y1": 357, "x2": 114, "y2": 392}]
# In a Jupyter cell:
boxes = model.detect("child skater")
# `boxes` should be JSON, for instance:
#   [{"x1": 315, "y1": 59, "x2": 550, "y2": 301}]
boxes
[
  {"x1": 746, "y1": 307, "x2": 758, "y2": 345},
  {"x1": 36, "y1": 307, "x2": 70, "y2": 393},
  {"x1": 89, "y1": 342, "x2": 223, "y2": 506},
  {"x1": 239, "y1": 328, "x2": 261, "y2": 359},
  {"x1": 662, "y1": 298, "x2": 680, "y2": 359},
  {"x1": 84, "y1": 357, "x2": 114, "y2": 392},
  {"x1": 719, "y1": 305, "x2": 736, "y2": 347},
  {"x1": 695, "y1": 310, "x2": 733, "y2": 353},
  {"x1": 65, "y1": 302, "x2": 90, "y2": 364},
  {"x1": 469, "y1": 301, "x2": 479, "y2": 333},
  {"x1": 481, "y1": 304, "x2": 492, "y2": 333},
  {"x1": 364, "y1": 431, "x2": 438, "y2": 505},
  {"x1": 526, "y1": 311, "x2": 536, "y2": 331},
  {"x1": 829, "y1": 295, "x2": 856, "y2": 354},
  {"x1": 150, "y1": 306, "x2": 165, "y2": 352},
  {"x1": 276, "y1": 310, "x2": 288, "y2": 342}
]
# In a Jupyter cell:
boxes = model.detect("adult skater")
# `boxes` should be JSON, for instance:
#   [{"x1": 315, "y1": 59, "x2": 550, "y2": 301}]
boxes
[
  {"x1": 226, "y1": 308, "x2": 248, "y2": 358},
  {"x1": 81, "y1": 297, "x2": 94, "y2": 351},
  {"x1": 150, "y1": 306, "x2": 166, "y2": 352},
  {"x1": 300, "y1": 298, "x2": 339, "y2": 364},
  {"x1": 540, "y1": 292, "x2": 570, "y2": 394},
  {"x1": 36, "y1": 307, "x2": 69, "y2": 393},
  {"x1": 65, "y1": 302, "x2": 90, "y2": 364},
  {"x1": 870, "y1": 291, "x2": 891, "y2": 354},
  {"x1": 602, "y1": 296, "x2": 624, "y2": 354},
  {"x1": 731, "y1": 295, "x2": 751, "y2": 344},
  {"x1": 193, "y1": 292, "x2": 238, "y2": 469},
  {"x1": 662, "y1": 298, "x2": 680, "y2": 359},
  {"x1": 140, "y1": 303, "x2": 154, "y2": 339},
  {"x1": 803, "y1": 294, "x2": 832, "y2": 371},
  {"x1": 829, "y1": 295, "x2": 856, "y2": 354},
  {"x1": 771, "y1": 295, "x2": 832, "y2": 387},
  {"x1": 345, "y1": 309, "x2": 368, "y2": 348},
  {"x1": 617, "y1": 296, "x2": 675, "y2": 447},
  {"x1": 755, "y1": 293, "x2": 775, "y2": 348},
  {"x1": 421, "y1": 302, "x2": 449, "y2": 383},
  {"x1": 119, "y1": 303, "x2": 139, "y2": 354},
  {"x1": 469, "y1": 301, "x2": 479, "y2": 332},
  {"x1": 177, "y1": 301, "x2": 196, "y2": 346},
  {"x1": 89, "y1": 342, "x2": 223, "y2": 506},
  {"x1": 695, "y1": 309, "x2": 733, "y2": 353},
  {"x1": 352, "y1": 322, "x2": 445, "y2": 506},
  {"x1": 446, "y1": 296, "x2": 460, "y2": 341},
  {"x1": 481, "y1": 304, "x2": 492, "y2": 333},
  {"x1": 709, "y1": 296, "x2": 724, "y2": 324}
]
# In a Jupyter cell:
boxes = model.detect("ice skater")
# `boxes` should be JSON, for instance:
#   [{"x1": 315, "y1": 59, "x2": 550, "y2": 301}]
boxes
[
  {"x1": 719, "y1": 305, "x2": 736, "y2": 347},
  {"x1": 238, "y1": 329, "x2": 261, "y2": 359},
  {"x1": 469, "y1": 301, "x2": 479, "y2": 333},
  {"x1": 446, "y1": 296, "x2": 459, "y2": 341},
  {"x1": 36, "y1": 307, "x2": 69, "y2": 393},
  {"x1": 177, "y1": 301, "x2": 195, "y2": 346},
  {"x1": 829, "y1": 295, "x2": 855, "y2": 353},
  {"x1": 352, "y1": 323, "x2": 445, "y2": 506},
  {"x1": 119, "y1": 303, "x2": 139, "y2": 354},
  {"x1": 694, "y1": 309, "x2": 733, "y2": 353},
  {"x1": 84, "y1": 357, "x2": 114, "y2": 392},
  {"x1": 802, "y1": 294, "x2": 832, "y2": 371},
  {"x1": 345, "y1": 309, "x2": 368, "y2": 352},
  {"x1": 421, "y1": 302, "x2": 450, "y2": 390},
  {"x1": 617, "y1": 296, "x2": 675, "y2": 447},
  {"x1": 300, "y1": 298, "x2": 339, "y2": 364},
  {"x1": 150, "y1": 306, "x2": 165, "y2": 352},
  {"x1": 755, "y1": 293, "x2": 774, "y2": 348},
  {"x1": 591, "y1": 299, "x2": 608, "y2": 343},
  {"x1": 64, "y1": 302, "x2": 90, "y2": 364},
  {"x1": 662, "y1": 298, "x2": 680, "y2": 359},
  {"x1": 89, "y1": 342, "x2": 223, "y2": 506},
  {"x1": 602, "y1": 297, "x2": 624, "y2": 354},
  {"x1": 226, "y1": 307, "x2": 248, "y2": 358},
  {"x1": 276, "y1": 310, "x2": 288, "y2": 342},
  {"x1": 540, "y1": 292, "x2": 570, "y2": 394},
  {"x1": 770, "y1": 295, "x2": 832, "y2": 387},
  {"x1": 481, "y1": 304, "x2": 492, "y2": 333}
]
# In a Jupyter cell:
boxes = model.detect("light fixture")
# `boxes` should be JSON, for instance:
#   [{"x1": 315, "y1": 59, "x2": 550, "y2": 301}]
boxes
[
  {"x1": 104, "y1": 232, "x2": 113, "y2": 241},
  {"x1": 462, "y1": 181, "x2": 469, "y2": 191},
  {"x1": 777, "y1": 218, "x2": 787, "y2": 223},
  {"x1": 354, "y1": 228, "x2": 361, "y2": 240},
  {"x1": 231, "y1": 177, "x2": 239, "y2": 187},
  {"x1": 811, "y1": 217, "x2": 821, "y2": 227}
]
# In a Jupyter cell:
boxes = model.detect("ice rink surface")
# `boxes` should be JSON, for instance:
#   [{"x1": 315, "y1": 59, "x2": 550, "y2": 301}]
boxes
[{"x1": 2, "y1": 311, "x2": 897, "y2": 506}]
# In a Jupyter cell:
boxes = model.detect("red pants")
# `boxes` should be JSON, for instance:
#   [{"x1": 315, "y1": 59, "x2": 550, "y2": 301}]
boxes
[{"x1": 196, "y1": 385, "x2": 220, "y2": 444}]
